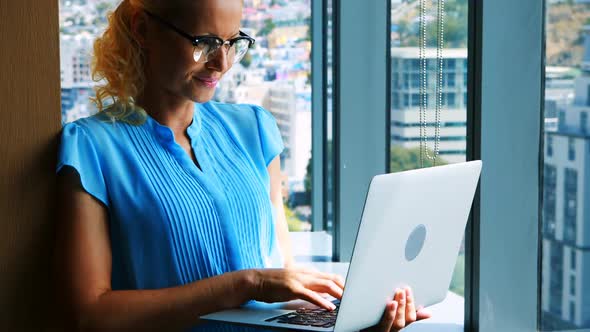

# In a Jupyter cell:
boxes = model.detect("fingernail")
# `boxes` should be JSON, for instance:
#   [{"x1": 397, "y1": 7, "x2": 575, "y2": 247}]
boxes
[{"x1": 392, "y1": 300, "x2": 398, "y2": 310}]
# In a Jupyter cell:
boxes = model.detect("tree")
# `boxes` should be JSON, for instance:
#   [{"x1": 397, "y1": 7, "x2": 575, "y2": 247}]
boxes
[
  {"x1": 397, "y1": 18, "x2": 412, "y2": 46},
  {"x1": 426, "y1": 0, "x2": 468, "y2": 48},
  {"x1": 304, "y1": 155, "x2": 312, "y2": 195},
  {"x1": 390, "y1": 145, "x2": 448, "y2": 173},
  {"x1": 397, "y1": 0, "x2": 468, "y2": 48},
  {"x1": 303, "y1": 142, "x2": 332, "y2": 204},
  {"x1": 258, "y1": 18, "x2": 276, "y2": 37},
  {"x1": 303, "y1": 145, "x2": 445, "y2": 199},
  {"x1": 284, "y1": 204, "x2": 304, "y2": 231}
]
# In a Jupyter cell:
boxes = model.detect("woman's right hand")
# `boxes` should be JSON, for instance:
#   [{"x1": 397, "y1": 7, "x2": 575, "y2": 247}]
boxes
[{"x1": 247, "y1": 266, "x2": 345, "y2": 311}]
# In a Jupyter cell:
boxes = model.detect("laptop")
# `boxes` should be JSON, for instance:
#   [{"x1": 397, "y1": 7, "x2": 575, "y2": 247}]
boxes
[{"x1": 201, "y1": 160, "x2": 482, "y2": 332}]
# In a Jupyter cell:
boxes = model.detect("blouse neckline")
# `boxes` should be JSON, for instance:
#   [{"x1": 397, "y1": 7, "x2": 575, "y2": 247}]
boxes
[
  {"x1": 144, "y1": 102, "x2": 203, "y2": 145},
  {"x1": 143, "y1": 103, "x2": 208, "y2": 178}
]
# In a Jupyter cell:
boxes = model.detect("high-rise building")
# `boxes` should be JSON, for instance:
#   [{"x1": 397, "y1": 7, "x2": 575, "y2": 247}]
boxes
[
  {"x1": 541, "y1": 26, "x2": 590, "y2": 330},
  {"x1": 390, "y1": 47, "x2": 468, "y2": 163},
  {"x1": 263, "y1": 82, "x2": 298, "y2": 178},
  {"x1": 218, "y1": 74, "x2": 308, "y2": 184},
  {"x1": 60, "y1": 32, "x2": 97, "y2": 123}
]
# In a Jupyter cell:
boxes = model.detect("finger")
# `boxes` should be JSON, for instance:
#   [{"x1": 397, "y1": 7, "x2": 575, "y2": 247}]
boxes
[
  {"x1": 377, "y1": 301, "x2": 397, "y2": 332},
  {"x1": 296, "y1": 287, "x2": 337, "y2": 311},
  {"x1": 296, "y1": 266, "x2": 319, "y2": 274},
  {"x1": 306, "y1": 278, "x2": 344, "y2": 300},
  {"x1": 393, "y1": 289, "x2": 406, "y2": 330},
  {"x1": 405, "y1": 287, "x2": 417, "y2": 323},
  {"x1": 416, "y1": 306, "x2": 433, "y2": 320},
  {"x1": 316, "y1": 271, "x2": 346, "y2": 288},
  {"x1": 307, "y1": 270, "x2": 346, "y2": 290},
  {"x1": 301, "y1": 272, "x2": 344, "y2": 293},
  {"x1": 330, "y1": 273, "x2": 346, "y2": 290}
]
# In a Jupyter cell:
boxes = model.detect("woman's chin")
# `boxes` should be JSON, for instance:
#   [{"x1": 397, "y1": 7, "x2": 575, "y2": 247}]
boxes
[{"x1": 190, "y1": 89, "x2": 215, "y2": 104}]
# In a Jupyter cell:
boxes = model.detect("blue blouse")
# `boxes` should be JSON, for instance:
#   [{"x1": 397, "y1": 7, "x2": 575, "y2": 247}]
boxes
[{"x1": 57, "y1": 101, "x2": 285, "y2": 330}]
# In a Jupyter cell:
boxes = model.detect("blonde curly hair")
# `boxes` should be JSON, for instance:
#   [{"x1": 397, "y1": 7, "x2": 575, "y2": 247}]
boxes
[{"x1": 90, "y1": 0, "x2": 172, "y2": 123}]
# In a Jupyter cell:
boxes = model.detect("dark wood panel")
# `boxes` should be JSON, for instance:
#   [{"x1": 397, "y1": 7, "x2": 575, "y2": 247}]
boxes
[{"x1": 0, "y1": 0, "x2": 62, "y2": 330}]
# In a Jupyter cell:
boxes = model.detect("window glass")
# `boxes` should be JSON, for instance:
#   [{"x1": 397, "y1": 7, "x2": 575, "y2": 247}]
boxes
[
  {"x1": 541, "y1": 1, "x2": 590, "y2": 329},
  {"x1": 59, "y1": 0, "x2": 315, "y2": 233},
  {"x1": 390, "y1": 0, "x2": 468, "y2": 305}
]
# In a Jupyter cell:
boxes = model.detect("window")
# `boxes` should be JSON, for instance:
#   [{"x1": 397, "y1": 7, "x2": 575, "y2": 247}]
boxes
[
  {"x1": 410, "y1": 58, "x2": 420, "y2": 71},
  {"x1": 59, "y1": 1, "x2": 323, "y2": 255},
  {"x1": 563, "y1": 168, "x2": 577, "y2": 244},
  {"x1": 543, "y1": 164, "x2": 557, "y2": 237},
  {"x1": 568, "y1": 137, "x2": 575, "y2": 161},
  {"x1": 445, "y1": 58, "x2": 456, "y2": 70},
  {"x1": 411, "y1": 93, "x2": 421, "y2": 107},
  {"x1": 390, "y1": 0, "x2": 468, "y2": 310},
  {"x1": 444, "y1": 92, "x2": 456, "y2": 107},
  {"x1": 559, "y1": 111, "x2": 566, "y2": 131},
  {"x1": 542, "y1": 2, "x2": 590, "y2": 329},
  {"x1": 549, "y1": 242, "x2": 564, "y2": 317},
  {"x1": 325, "y1": 0, "x2": 335, "y2": 236},
  {"x1": 443, "y1": 72, "x2": 456, "y2": 87},
  {"x1": 392, "y1": 72, "x2": 399, "y2": 90}
]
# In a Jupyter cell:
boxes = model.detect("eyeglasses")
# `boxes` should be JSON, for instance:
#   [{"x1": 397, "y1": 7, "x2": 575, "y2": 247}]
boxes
[{"x1": 144, "y1": 10, "x2": 255, "y2": 65}]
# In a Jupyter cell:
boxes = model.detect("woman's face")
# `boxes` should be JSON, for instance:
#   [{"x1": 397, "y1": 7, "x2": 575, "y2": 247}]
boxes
[{"x1": 141, "y1": 0, "x2": 243, "y2": 103}]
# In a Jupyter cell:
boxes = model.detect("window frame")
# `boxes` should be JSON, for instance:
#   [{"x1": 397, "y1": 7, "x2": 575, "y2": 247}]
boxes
[
  {"x1": 327, "y1": 0, "x2": 547, "y2": 331},
  {"x1": 332, "y1": 0, "x2": 389, "y2": 262},
  {"x1": 468, "y1": 0, "x2": 542, "y2": 331},
  {"x1": 311, "y1": 0, "x2": 325, "y2": 232}
]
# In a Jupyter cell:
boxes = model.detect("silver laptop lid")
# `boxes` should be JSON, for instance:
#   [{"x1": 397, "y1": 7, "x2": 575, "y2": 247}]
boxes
[{"x1": 334, "y1": 161, "x2": 482, "y2": 332}]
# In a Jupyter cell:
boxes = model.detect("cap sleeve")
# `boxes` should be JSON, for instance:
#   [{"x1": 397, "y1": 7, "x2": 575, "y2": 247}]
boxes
[
  {"x1": 56, "y1": 122, "x2": 109, "y2": 207},
  {"x1": 254, "y1": 106, "x2": 285, "y2": 167}
]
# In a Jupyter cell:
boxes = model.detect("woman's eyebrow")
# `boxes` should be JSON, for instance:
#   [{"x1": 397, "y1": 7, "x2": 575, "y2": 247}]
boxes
[{"x1": 199, "y1": 30, "x2": 240, "y2": 39}]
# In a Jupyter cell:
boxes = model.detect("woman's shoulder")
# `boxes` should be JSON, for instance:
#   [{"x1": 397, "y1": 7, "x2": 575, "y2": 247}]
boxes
[
  {"x1": 203, "y1": 100, "x2": 271, "y2": 123},
  {"x1": 62, "y1": 106, "x2": 145, "y2": 142},
  {"x1": 202, "y1": 101, "x2": 283, "y2": 168}
]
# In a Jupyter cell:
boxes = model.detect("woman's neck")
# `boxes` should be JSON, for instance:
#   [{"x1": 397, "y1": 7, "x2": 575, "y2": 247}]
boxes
[{"x1": 136, "y1": 88, "x2": 195, "y2": 133}]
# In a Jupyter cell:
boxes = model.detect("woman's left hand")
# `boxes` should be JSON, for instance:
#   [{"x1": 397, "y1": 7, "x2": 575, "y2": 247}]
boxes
[{"x1": 363, "y1": 287, "x2": 432, "y2": 332}]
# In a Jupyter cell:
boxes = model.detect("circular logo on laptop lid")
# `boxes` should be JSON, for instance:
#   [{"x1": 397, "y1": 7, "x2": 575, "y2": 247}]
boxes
[{"x1": 405, "y1": 224, "x2": 427, "y2": 262}]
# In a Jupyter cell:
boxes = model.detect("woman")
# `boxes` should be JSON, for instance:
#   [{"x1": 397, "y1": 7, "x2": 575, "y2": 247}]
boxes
[{"x1": 55, "y1": 0, "x2": 430, "y2": 331}]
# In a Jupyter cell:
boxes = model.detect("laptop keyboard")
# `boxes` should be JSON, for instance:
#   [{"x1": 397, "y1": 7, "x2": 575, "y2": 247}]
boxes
[{"x1": 264, "y1": 300, "x2": 340, "y2": 328}]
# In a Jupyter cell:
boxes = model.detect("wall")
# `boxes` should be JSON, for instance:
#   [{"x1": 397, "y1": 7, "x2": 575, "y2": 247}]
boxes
[{"x1": 0, "y1": 1, "x2": 62, "y2": 330}]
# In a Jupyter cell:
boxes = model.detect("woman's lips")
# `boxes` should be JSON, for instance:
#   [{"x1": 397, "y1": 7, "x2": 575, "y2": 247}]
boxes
[{"x1": 195, "y1": 76, "x2": 219, "y2": 88}]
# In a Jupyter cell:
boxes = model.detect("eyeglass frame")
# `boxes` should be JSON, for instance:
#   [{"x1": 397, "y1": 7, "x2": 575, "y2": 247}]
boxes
[{"x1": 143, "y1": 9, "x2": 255, "y2": 63}]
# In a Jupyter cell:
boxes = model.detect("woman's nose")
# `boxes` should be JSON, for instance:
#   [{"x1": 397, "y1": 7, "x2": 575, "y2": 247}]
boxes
[{"x1": 205, "y1": 46, "x2": 231, "y2": 73}]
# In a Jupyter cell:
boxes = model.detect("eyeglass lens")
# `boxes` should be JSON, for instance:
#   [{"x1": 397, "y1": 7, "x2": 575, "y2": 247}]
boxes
[{"x1": 193, "y1": 39, "x2": 250, "y2": 64}]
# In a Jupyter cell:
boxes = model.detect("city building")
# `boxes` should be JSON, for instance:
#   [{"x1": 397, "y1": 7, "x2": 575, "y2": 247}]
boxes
[
  {"x1": 390, "y1": 47, "x2": 468, "y2": 163},
  {"x1": 541, "y1": 27, "x2": 590, "y2": 330},
  {"x1": 545, "y1": 66, "x2": 577, "y2": 132},
  {"x1": 60, "y1": 32, "x2": 97, "y2": 123},
  {"x1": 263, "y1": 82, "x2": 298, "y2": 178}
]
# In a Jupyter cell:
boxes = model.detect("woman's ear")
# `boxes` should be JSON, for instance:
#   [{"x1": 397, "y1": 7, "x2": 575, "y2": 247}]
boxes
[{"x1": 130, "y1": 9, "x2": 147, "y2": 48}]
